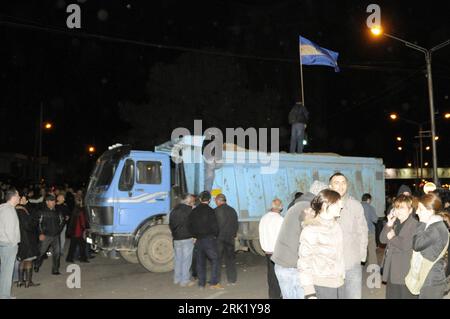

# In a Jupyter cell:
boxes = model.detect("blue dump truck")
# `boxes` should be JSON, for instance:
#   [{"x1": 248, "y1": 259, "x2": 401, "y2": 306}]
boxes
[{"x1": 85, "y1": 136, "x2": 385, "y2": 272}]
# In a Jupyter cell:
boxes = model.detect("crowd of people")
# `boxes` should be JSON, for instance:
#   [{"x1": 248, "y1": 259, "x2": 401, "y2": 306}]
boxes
[
  {"x1": 2, "y1": 176, "x2": 450, "y2": 300},
  {"x1": 0, "y1": 182, "x2": 93, "y2": 299}
]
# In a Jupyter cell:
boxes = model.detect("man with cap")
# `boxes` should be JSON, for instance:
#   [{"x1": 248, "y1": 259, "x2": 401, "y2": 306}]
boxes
[
  {"x1": 34, "y1": 194, "x2": 65, "y2": 275},
  {"x1": 214, "y1": 193, "x2": 239, "y2": 285}
]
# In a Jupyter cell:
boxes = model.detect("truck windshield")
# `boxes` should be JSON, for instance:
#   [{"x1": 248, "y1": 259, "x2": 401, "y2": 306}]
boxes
[{"x1": 88, "y1": 159, "x2": 118, "y2": 190}]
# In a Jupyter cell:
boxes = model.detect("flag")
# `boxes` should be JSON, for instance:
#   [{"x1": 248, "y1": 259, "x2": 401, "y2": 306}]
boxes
[{"x1": 299, "y1": 36, "x2": 340, "y2": 72}]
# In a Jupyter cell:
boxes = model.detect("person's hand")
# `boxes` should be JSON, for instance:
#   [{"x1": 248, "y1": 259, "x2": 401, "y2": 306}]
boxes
[
  {"x1": 39, "y1": 234, "x2": 46, "y2": 241},
  {"x1": 387, "y1": 210, "x2": 397, "y2": 227},
  {"x1": 387, "y1": 230, "x2": 395, "y2": 240}
]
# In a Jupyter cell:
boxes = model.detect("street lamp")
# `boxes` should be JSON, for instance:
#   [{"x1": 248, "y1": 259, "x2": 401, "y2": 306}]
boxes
[
  {"x1": 445, "y1": 112, "x2": 450, "y2": 119},
  {"x1": 396, "y1": 136, "x2": 402, "y2": 142},
  {"x1": 426, "y1": 146, "x2": 431, "y2": 151},
  {"x1": 372, "y1": 27, "x2": 450, "y2": 186},
  {"x1": 389, "y1": 113, "x2": 398, "y2": 120},
  {"x1": 397, "y1": 146, "x2": 403, "y2": 151},
  {"x1": 88, "y1": 146, "x2": 96, "y2": 154},
  {"x1": 37, "y1": 105, "x2": 53, "y2": 182}
]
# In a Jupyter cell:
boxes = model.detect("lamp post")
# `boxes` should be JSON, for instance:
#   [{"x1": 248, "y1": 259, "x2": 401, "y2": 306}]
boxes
[
  {"x1": 372, "y1": 27, "x2": 450, "y2": 185},
  {"x1": 37, "y1": 103, "x2": 53, "y2": 182}
]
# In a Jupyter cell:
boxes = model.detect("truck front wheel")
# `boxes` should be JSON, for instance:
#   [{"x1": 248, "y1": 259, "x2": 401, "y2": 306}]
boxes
[{"x1": 137, "y1": 225, "x2": 174, "y2": 272}]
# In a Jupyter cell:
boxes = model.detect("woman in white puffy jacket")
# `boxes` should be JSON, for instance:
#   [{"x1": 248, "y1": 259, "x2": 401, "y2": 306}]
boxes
[{"x1": 298, "y1": 189, "x2": 345, "y2": 299}]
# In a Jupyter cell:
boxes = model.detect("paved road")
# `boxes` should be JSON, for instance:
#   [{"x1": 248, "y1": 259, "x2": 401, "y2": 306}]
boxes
[{"x1": 11, "y1": 247, "x2": 448, "y2": 299}]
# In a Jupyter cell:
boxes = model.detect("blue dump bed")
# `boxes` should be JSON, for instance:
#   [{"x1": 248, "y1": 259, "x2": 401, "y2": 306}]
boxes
[{"x1": 157, "y1": 137, "x2": 386, "y2": 219}]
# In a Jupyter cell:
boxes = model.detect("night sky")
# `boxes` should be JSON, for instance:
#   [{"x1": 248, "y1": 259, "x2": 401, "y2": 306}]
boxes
[{"x1": 1, "y1": 0, "x2": 449, "y2": 183}]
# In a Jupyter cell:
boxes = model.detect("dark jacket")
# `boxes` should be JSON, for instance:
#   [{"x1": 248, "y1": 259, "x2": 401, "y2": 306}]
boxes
[
  {"x1": 380, "y1": 214, "x2": 418, "y2": 285},
  {"x1": 288, "y1": 104, "x2": 309, "y2": 125},
  {"x1": 214, "y1": 203, "x2": 238, "y2": 241},
  {"x1": 169, "y1": 203, "x2": 193, "y2": 240},
  {"x1": 37, "y1": 206, "x2": 65, "y2": 237},
  {"x1": 272, "y1": 192, "x2": 315, "y2": 268},
  {"x1": 188, "y1": 203, "x2": 219, "y2": 240},
  {"x1": 67, "y1": 206, "x2": 88, "y2": 238},
  {"x1": 413, "y1": 217, "x2": 449, "y2": 287},
  {"x1": 56, "y1": 203, "x2": 71, "y2": 222},
  {"x1": 16, "y1": 205, "x2": 40, "y2": 260}
]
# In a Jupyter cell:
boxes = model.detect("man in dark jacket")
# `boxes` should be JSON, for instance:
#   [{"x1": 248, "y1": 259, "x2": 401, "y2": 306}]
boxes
[
  {"x1": 34, "y1": 195, "x2": 65, "y2": 275},
  {"x1": 169, "y1": 193, "x2": 195, "y2": 287},
  {"x1": 214, "y1": 194, "x2": 238, "y2": 285},
  {"x1": 188, "y1": 191, "x2": 222, "y2": 289}
]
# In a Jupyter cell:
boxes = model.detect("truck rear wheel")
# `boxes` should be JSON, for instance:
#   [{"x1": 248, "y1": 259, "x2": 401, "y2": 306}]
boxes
[
  {"x1": 247, "y1": 239, "x2": 265, "y2": 257},
  {"x1": 119, "y1": 250, "x2": 139, "y2": 264},
  {"x1": 137, "y1": 225, "x2": 174, "y2": 272}
]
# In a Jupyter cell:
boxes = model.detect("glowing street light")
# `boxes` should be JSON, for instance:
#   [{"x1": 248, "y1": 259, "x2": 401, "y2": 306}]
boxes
[
  {"x1": 88, "y1": 146, "x2": 96, "y2": 154},
  {"x1": 425, "y1": 162, "x2": 429, "y2": 167},
  {"x1": 426, "y1": 146, "x2": 431, "y2": 151},
  {"x1": 44, "y1": 122, "x2": 53, "y2": 130},
  {"x1": 397, "y1": 146, "x2": 403, "y2": 151},
  {"x1": 396, "y1": 136, "x2": 402, "y2": 141},
  {"x1": 370, "y1": 27, "x2": 383, "y2": 36},
  {"x1": 444, "y1": 112, "x2": 450, "y2": 119},
  {"x1": 389, "y1": 113, "x2": 398, "y2": 120},
  {"x1": 407, "y1": 163, "x2": 412, "y2": 167},
  {"x1": 435, "y1": 136, "x2": 439, "y2": 141}
]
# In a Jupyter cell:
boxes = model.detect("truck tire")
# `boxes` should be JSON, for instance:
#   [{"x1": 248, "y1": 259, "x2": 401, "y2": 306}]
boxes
[
  {"x1": 119, "y1": 250, "x2": 139, "y2": 264},
  {"x1": 247, "y1": 239, "x2": 265, "y2": 257},
  {"x1": 137, "y1": 225, "x2": 174, "y2": 272}
]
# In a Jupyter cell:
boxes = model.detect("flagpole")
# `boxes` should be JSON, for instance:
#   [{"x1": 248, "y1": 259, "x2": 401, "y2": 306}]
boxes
[{"x1": 299, "y1": 36, "x2": 305, "y2": 105}]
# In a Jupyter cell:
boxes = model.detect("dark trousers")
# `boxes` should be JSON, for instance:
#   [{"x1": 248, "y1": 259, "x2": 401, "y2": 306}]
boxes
[
  {"x1": 266, "y1": 254, "x2": 281, "y2": 299},
  {"x1": 37, "y1": 235, "x2": 61, "y2": 272},
  {"x1": 191, "y1": 245, "x2": 198, "y2": 278},
  {"x1": 67, "y1": 237, "x2": 88, "y2": 261},
  {"x1": 217, "y1": 238, "x2": 237, "y2": 283},
  {"x1": 386, "y1": 282, "x2": 418, "y2": 299},
  {"x1": 196, "y1": 237, "x2": 220, "y2": 287}
]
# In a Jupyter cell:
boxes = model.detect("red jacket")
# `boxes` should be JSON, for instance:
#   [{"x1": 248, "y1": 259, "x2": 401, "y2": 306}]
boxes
[{"x1": 73, "y1": 209, "x2": 87, "y2": 238}]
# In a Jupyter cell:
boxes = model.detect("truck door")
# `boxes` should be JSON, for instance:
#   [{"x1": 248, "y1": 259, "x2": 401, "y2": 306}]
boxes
[{"x1": 116, "y1": 157, "x2": 169, "y2": 232}]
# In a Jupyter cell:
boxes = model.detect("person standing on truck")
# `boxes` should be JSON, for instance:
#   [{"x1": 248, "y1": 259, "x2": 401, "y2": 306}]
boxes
[
  {"x1": 188, "y1": 191, "x2": 223, "y2": 290},
  {"x1": 169, "y1": 193, "x2": 196, "y2": 287},
  {"x1": 288, "y1": 101, "x2": 309, "y2": 154},
  {"x1": 34, "y1": 194, "x2": 65, "y2": 275},
  {"x1": 361, "y1": 193, "x2": 379, "y2": 267},
  {"x1": 272, "y1": 180, "x2": 327, "y2": 299},
  {"x1": 259, "y1": 198, "x2": 284, "y2": 299},
  {"x1": 329, "y1": 173, "x2": 368, "y2": 299},
  {"x1": 214, "y1": 194, "x2": 239, "y2": 285}
]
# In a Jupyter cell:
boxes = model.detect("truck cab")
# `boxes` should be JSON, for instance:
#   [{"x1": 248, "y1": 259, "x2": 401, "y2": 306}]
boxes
[{"x1": 85, "y1": 144, "x2": 175, "y2": 272}]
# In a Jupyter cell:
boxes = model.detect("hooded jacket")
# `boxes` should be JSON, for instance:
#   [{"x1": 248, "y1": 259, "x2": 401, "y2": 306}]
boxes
[{"x1": 297, "y1": 216, "x2": 345, "y2": 296}]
